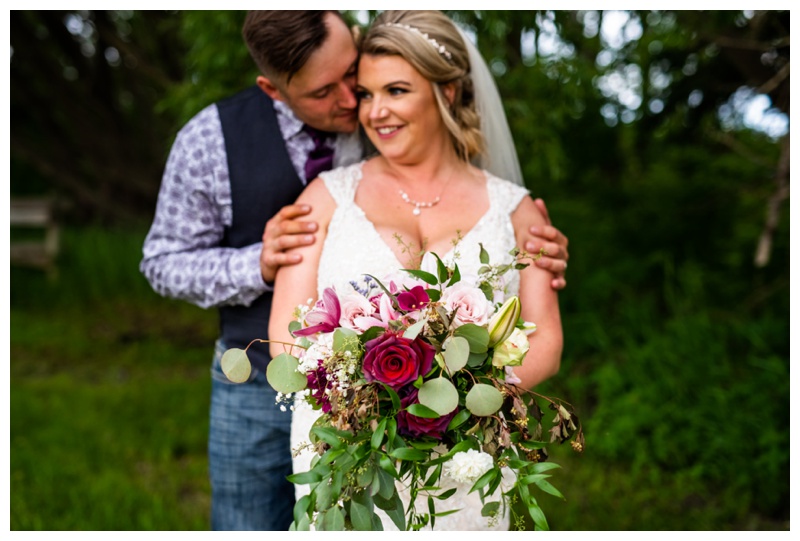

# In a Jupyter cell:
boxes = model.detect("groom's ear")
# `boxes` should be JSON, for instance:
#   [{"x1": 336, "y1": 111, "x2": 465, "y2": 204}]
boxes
[{"x1": 256, "y1": 75, "x2": 284, "y2": 103}]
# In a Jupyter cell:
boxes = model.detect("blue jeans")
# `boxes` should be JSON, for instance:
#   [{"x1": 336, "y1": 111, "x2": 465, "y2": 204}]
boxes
[{"x1": 208, "y1": 340, "x2": 294, "y2": 530}]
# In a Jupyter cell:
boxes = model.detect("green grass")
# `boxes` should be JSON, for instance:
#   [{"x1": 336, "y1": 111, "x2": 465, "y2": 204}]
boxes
[
  {"x1": 9, "y1": 226, "x2": 789, "y2": 530},
  {"x1": 11, "y1": 226, "x2": 218, "y2": 530}
]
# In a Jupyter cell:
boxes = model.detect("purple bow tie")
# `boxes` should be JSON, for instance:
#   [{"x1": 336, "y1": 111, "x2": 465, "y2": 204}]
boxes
[{"x1": 303, "y1": 125, "x2": 335, "y2": 182}]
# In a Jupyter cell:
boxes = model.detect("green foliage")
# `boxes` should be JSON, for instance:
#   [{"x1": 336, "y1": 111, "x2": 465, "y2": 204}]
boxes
[{"x1": 160, "y1": 10, "x2": 257, "y2": 129}]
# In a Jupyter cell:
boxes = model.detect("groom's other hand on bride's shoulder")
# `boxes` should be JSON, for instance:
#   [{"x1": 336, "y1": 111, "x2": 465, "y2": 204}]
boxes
[
  {"x1": 525, "y1": 198, "x2": 569, "y2": 291},
  {"x1": 260, "y1": 204, "x2": 319, "y2": 283}
]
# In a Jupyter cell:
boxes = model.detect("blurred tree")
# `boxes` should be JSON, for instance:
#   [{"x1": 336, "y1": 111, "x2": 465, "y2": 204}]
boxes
[{"x1": 10, "y1": 10, "x2": 186, "y2": 223}]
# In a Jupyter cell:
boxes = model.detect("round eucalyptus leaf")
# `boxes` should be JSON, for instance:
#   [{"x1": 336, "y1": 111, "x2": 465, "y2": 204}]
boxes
[
  {"x1": 266, "y1": 352, "x2": 308, "y2": 394},
  {"x1": 418, "y1": 377, "x2": 459, "y2": 416},
  {"x1": 465, "y1": 383, "x2": 504, "y2": 417},
  {"x1": 442, "y1": 336, "x2": 470, "y2": 372},
  {"x1": 221, "y1": 348, "x2": 252, "y2": 383}
]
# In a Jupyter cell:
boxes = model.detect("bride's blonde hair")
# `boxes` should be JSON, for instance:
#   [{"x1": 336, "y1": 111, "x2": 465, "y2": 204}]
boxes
[{"x1": 360, "y1": 10, "x2": 484, "y2": 163}]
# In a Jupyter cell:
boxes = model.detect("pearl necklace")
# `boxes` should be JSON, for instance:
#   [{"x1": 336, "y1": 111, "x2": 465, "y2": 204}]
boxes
[
  {"x1": 398, "y1": 189, "x2": 441, "y2": 216},
  {"x1": 396, "y1": 167, "x2": 455, "y2": 216}
]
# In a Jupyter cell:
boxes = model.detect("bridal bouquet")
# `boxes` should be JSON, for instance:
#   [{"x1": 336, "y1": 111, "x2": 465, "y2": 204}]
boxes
[{"x1": 223, "y1": 246, "x2": 583, "y2": 531}]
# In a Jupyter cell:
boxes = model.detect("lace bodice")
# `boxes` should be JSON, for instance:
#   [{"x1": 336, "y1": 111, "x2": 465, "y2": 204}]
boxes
[
  {"x1": 292, "y1": 161, "x2": 529, "y2": 531},
  {"x1": 316, "y1": 161, "x2": 528, "y2": 299}
]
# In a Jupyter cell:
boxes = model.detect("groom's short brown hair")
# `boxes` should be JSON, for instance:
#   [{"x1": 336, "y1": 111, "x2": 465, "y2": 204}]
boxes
[{"x1": 243, "y1": 10, "x2": 347, "y2": 84}]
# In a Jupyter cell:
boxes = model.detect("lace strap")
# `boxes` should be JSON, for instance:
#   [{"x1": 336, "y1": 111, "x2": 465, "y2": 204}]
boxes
[
  {"x1": 319, "y1": 162, "x2": 362, "y2": 206},
  {"x1": 486, "y1": 173, "x2": 530, "y2": 215}
]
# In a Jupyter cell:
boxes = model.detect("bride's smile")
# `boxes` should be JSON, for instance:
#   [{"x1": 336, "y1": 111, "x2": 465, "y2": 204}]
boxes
[{"x1": 356, "y1": 54, "x2": 454, "y2": 164}]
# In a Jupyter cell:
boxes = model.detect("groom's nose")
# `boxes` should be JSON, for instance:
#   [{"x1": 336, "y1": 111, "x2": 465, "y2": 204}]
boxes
[{"x1": 336, "y1": 80, "x2": 357, "y2": 111}]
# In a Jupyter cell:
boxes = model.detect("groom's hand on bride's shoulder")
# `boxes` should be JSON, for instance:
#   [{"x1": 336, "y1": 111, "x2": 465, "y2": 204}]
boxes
[
  {"x1": 524, "y1": 198, "x2": 569, "y2": 291},
  {"x1": 260, "y1": 204, "x2": 318, "y2": 283}
]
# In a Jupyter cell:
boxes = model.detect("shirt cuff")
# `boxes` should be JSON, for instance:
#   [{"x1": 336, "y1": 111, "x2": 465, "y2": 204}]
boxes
[{"x1": 233, "y1": 243, "x2": 273, "y2": 296}]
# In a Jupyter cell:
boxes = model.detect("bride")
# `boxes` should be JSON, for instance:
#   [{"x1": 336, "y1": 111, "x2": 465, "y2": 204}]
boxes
[{"x1": 269, "y1": 10, "x2": 563, "y2": 530}]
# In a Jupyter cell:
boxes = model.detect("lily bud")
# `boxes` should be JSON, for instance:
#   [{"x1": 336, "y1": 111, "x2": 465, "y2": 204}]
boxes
[{"x1": 487, "y1": 296, "x2": 521, "y2": 347}]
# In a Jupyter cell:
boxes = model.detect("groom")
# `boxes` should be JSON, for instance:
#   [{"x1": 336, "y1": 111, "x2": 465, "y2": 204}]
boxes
[{"x1": 141, "y1": 10, "x2": 570, "y2": 531}]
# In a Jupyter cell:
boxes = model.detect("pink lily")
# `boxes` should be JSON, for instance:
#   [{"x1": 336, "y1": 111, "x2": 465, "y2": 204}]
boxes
[{"x1": 293, "y1": 287, "x2": 341, "y2": 337}]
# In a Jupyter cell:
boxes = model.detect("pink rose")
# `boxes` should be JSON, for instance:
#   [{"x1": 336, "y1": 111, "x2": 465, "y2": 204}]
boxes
[
  {"x1": 362, "y1": 331, "x2": 435, "y2": 390},
  {"x1": 338, "y1": 292, "x2": 376, "y2": 332},
  {"x1": 441, "y1": 282, "x2": 493, "y2": 327},
  {"x1": 397, "y1": 388, "x2": 457, "y2": 439}
]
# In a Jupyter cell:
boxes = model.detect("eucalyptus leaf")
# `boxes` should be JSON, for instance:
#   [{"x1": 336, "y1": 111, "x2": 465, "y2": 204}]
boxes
[
  {"x1": 465, "y1": 383, "x2": 504, "y2": 416},
  {"x1": 402, "y1": 319, "x2": 426, "y2": 340},
  {"x1": 442, "y1": 336, "x2": 469, "y2": 372},
  {"x1": 370, "y1": 468, "x2": 381, "y2": 497},
  {"x1": 377, "y1": 466, "x2": 397, "y2": 497},
  {"x1": 293, "y1": 494, "x2": 311, "y2": 525},
  {"x1": 287, "y1": 470, "x2": 323, "y2": 485},
  {"x1": 467, "y1": 351, "x2": 489, "y2": 368},
  {"x1": 220, "y1": 348, "x2": 251, "y2": 383},
  {"x1": 265, "y1": 352, "x2": 307, "y2": 393},
  {"x1": 314, "y1": 480, "x2": 333, "y2": 511},
  {"x1": 349, "y1": 491, "x2": 374, "y2": 531},
  {"x1": 333, "y1": 327, "x2": 358, "y2": 353},
  {"x1": 321, "y1": 506, "x2": 345, "y2": 531},
  {"x1": 378, "y1": 455, "x2": 398, "y2": 480},
  {"x1": 454, "y1": 324, "x2": 489, "y2": 353},
  {"x1": 294, "y1": 514, "x2": 311, "y2": 531},
  {"x1": 383, "y1": 492, "x2": 406, "y2": 530},
  {"x1": 418, "y1": 377, "x2": 458, "y2": 416}
]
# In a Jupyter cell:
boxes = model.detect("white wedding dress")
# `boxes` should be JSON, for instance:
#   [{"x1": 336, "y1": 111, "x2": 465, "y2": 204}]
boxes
[{"x1": 291, "y1": 161, "x2": 529, "y2": 531}]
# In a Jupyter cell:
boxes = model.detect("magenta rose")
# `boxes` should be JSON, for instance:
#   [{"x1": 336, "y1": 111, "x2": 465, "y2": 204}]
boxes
[
  {"x1": 397, "y1": 388, "x2": 457, "y2": 439},
  {"x1": 362, "y1": 331, "x2": 435, "y2": 389}
]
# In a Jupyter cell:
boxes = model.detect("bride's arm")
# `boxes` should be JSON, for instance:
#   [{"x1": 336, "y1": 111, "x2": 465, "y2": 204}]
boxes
[
  {"x1": 511, "y1": 196, "x2": 564, "y2": 390},
  {"x1": 268, "y1": 178, "x2": 336, "y2": 359}
]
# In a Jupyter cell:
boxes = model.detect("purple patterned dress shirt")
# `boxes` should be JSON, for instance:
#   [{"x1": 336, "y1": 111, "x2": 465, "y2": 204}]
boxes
[{"x1": 140, "y1": 98, "x2": 362, "y2": 309}]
